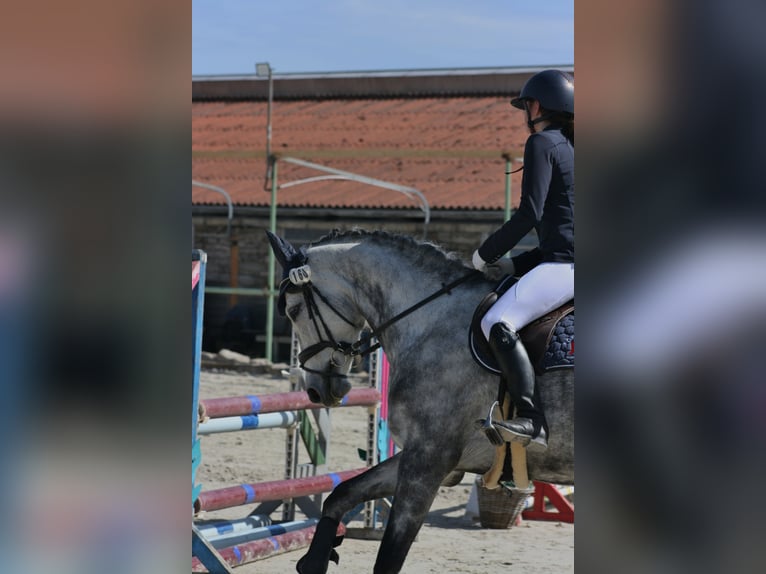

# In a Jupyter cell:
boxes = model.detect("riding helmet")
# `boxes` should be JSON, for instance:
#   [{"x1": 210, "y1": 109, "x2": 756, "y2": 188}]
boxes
[{"x1": 511, "y1": 69, "x2": 574, "y2": 114}]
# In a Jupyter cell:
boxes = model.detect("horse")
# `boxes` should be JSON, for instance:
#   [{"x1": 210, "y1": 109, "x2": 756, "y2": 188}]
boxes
[{"x1": 266, "y1": 229, "x2": 574, "y2": 574}]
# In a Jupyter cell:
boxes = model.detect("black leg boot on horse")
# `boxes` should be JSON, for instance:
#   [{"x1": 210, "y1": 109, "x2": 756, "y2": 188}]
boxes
[{"x1": 482, "y1": 322, "x2": 548, "y2": 448}]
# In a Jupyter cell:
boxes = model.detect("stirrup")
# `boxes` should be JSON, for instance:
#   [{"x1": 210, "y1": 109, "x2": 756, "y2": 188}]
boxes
[
  {"x1": 476, "y1": 402, "x2": 541, "y2": 447},
  {"x1": 475, "y1": 401, "x2": 506, "y2": 447}
]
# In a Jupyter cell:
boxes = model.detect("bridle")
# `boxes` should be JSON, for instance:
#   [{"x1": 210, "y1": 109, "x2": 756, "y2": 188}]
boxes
[
  {"x1": 290, "y1": 275, "x2": 363, "y2": 378},
  {"x1": 282, "y1": 263, "x2": 482, "y2": 379}
]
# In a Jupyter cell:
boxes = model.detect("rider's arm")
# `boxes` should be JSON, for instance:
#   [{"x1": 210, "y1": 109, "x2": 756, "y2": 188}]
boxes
[{"x1": 477, "y1": 134, "x2": 552, "y2": 263}]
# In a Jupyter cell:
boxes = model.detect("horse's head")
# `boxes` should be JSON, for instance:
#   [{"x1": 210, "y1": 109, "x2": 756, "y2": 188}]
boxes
[{"x1": 266, "y1": 232, "x2": 365, "y2": 406}]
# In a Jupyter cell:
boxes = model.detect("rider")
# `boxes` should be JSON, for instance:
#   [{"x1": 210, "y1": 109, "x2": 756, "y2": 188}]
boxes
[{"x1": 472, "y1": 69, "x2": 574, "y2": 448}]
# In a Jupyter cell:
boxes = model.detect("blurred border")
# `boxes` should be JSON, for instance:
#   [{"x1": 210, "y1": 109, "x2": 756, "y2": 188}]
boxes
[
  {"x1": 0, "y1": 1, "x2": 190, "y2": 571},
  {"x1": 577, "y1": 1, "x2": 766, "y2": 572}
]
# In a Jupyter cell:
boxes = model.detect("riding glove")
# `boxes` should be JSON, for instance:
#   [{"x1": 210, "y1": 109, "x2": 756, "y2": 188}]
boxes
[
  {"x1": 473, "y1": 250, "x2": 516, "y2": 276},
  {"x1": 472, "y1": 249, "x2": 487, "y2": 271},
  {"x1": 493, "y1": 258, "x2": 516, "y2": 275}
]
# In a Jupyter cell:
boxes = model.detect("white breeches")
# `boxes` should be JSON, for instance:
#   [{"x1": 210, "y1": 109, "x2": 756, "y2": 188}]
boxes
[{"x1": 481, "y1": 262, "x2": 575, "y2": 339}]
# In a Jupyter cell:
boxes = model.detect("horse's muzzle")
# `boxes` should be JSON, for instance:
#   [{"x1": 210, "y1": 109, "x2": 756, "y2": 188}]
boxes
[{"x1": 305, "y1": 373, "x2": 352, "y2": 407}]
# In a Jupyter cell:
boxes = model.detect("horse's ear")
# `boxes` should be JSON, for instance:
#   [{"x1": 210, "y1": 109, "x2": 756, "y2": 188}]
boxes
[{"x1": 265, "y1": 231, "x2": 296, "y2": 270}]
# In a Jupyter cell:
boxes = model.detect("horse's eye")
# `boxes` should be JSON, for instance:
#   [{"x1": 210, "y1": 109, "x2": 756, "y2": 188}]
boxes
[{"x1": 287, "y1": 304, "x2": 302, "y2": 321}]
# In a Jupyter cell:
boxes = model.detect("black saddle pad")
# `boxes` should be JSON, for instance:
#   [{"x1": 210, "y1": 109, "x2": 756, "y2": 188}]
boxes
[{"x1": 468, "y1": 277, "x2": 574, "y2": 375}]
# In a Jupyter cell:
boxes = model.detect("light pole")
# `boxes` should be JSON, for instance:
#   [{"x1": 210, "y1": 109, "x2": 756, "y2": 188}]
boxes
[
  {"x1": 256, "y1": 62, "x2": 277, "y2": 362},
  {"x1": 256, "y1": 62, "x2": 273, "y2": 171}
]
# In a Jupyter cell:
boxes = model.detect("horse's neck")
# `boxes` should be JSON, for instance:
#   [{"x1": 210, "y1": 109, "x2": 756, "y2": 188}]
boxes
[{"x1": 326, "y1": 244, "x2": 472, "y2": 360}]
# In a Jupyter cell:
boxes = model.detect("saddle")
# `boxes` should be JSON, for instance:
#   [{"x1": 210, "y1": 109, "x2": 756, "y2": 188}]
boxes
[{"x1": 469, "y1": 276, "x2": 574, "y2": 376}]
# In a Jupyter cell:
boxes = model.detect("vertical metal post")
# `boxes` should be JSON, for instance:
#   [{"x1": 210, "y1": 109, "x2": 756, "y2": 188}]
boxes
[
  {"x1": 229, "y1": 239, "x2": 239, "y2": 307},
  {"x1": 192, "y1": 251, "x2": 207, "y2": 462},
  {"x1": 266, "y1": 67, "x2": 273, "y2": 162},
  {"x1": 504, "y1": 156, "x2": 513, "y2": 223},
  {"x1": 265, "y1": 158, "x2": 278, "y2": 362},
  {"x1": 257, "y1": 62, "x2": 278, "y2": 361}
]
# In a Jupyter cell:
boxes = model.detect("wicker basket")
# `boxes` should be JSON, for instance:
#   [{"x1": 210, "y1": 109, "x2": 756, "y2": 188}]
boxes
[{"x1": 475, "y1": 477, "x2": 534, "y2": 529}]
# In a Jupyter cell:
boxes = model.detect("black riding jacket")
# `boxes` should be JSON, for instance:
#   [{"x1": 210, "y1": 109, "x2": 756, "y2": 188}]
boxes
[{"x1": 478, "y1": 125, "x2": 574, "y2": 275}]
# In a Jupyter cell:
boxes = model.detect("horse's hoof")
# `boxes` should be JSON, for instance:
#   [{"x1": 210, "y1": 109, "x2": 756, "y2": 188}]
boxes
[
  {"x1": 295, "y1": 549, "x2": 340, "y2": 574},
  {"x1": 295, "y1": 555, "x2": 318, "y2": 574}
]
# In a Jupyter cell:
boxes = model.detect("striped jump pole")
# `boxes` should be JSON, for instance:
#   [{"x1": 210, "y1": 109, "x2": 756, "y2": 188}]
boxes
[
  {"x1": 192, "y1": 522, "x2": 347, "y2": 572},
  {"x1": 200, "y1": 388, "x2": 380, "y2": 419},
  {"x1": 196, "y1": 515, "x2": 272, "y2": 540},
  {"x1": 198, "y1": 411, "x2": 299, "y2": 435},
  {"x1": 205, "y1": 518, "x2": 318, "y2": 549},
  {"x1": 195, "y1": 467, "x2": 367, "y2": 513}
]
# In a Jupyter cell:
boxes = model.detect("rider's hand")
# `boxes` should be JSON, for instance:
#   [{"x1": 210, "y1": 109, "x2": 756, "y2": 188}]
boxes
[
  {"x1": 472, "y1": 250, "x2": 487, "y2": 272},
  {"x1": 489, "y1": 257, "x2": 516, "y2": 276}
]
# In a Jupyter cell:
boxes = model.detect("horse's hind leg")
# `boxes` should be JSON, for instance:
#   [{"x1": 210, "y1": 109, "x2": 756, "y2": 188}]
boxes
[{"x1": 296, "y1": 454, "x2": 401, "y2": 574}]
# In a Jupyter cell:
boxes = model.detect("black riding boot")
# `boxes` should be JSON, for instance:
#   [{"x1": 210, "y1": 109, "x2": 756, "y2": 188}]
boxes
[{"x1": 487, "y1": 322, "x2": 548, "y2": 448}]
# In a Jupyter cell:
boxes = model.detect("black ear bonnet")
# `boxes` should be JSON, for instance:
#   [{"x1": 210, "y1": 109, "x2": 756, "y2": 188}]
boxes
[{"x1": 265, "y1": 231, "x2": 310, "y2": 316}]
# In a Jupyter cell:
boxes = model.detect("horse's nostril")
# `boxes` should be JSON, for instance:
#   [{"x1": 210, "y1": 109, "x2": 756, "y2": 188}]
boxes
[{"x1": 306, "y1": 388, "x2": 321, "y2": 404}]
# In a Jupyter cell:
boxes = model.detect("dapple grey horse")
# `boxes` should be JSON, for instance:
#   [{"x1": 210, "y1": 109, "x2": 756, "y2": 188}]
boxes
[{"x1": 267, "y1": 229, "x2": 573, "y2": 574}]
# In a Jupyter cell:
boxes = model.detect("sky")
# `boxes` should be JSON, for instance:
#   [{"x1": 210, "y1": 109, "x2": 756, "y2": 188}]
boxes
[{"x1": 192, "y1": 0, "x2": 573, "y2": 76}]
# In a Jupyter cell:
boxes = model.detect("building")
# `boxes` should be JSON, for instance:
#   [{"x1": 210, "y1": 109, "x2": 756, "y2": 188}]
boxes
[{"x1": 192, "y1": 65, "x2": 572, "y2": 359}]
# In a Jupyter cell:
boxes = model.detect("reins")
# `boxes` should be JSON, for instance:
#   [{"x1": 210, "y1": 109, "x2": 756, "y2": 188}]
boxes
[
  {"x1": 291, "y1": 268, "x2": 482, "y2": 375},
  {"x1": 363, "y1": 269, "x2": 482, "y2": 355}
]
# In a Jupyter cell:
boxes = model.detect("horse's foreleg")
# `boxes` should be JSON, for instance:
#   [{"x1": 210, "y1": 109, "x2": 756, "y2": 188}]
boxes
[
  {"x1": 295, "y1": 454, "x2": 401, "y2": 574},
  {"x1": 372, "y1": 447, "x2": 460, "y2": 574}
]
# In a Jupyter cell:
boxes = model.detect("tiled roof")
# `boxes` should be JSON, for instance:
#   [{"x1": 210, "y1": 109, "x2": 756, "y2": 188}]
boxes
[{"x1": 193, "y1": 96, "x2": 530, "y2": 211}]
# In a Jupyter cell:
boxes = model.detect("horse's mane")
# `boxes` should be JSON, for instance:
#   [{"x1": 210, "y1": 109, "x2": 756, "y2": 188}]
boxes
[{"x1": 309, "y1": 228, "x2": 471, "y2": 276}]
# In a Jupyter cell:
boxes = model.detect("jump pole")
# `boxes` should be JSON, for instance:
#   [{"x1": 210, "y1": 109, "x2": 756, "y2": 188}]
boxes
[
  {"x1": 195, "y1": 467, "x2": 367, "y2": 513},
  {"x1": 197, "y1": 411, "x2": 299, "y2": 435},
  {"x1": 192, "y1": 522, "x2": 347, "y2": 572},
  {"x1": 205, "y1": 518, "x2": 319, "y2": 549},
  {"x1": 200, "y1": 388, "x2": 380, "y2": 419},
  {"x1": 196, "y1": 515, "x2": 272, "y2": 540}
]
